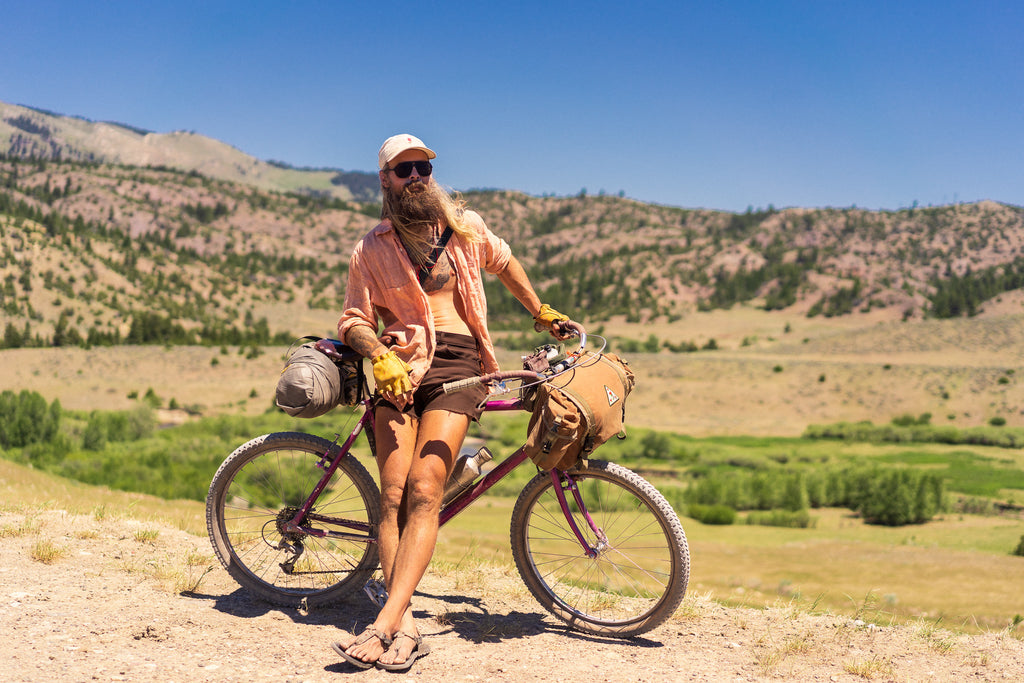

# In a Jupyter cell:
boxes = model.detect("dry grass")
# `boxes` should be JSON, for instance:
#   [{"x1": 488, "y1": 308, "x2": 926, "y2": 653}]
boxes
[
  {"x1": 687, "y1": 523, "x2": 1024, "y2": 633},
  {"x1": 0, "y1": 514, "x2": 41, "y2": 538},
  {"x1": 4, "y1": 309, "x2": 1024, "y2": 437},
  {"x1": 150, "y1": 549, "x2": 217, "y2": 595},
  {"x1": 29, "y1": 538, "x2": 68, "y2": 564},
  {"x1": 754, "y1": 627, "x2": 817, "y2": 674},
  {"x1": 132, "y1": 528, "x2": 161, "y2": 544},
  {"x1": 0, "y1": 459, "x2": 208, "y2": 536},
  {"x1": 843, "y1": 655, "x2": 897, "y2": 679}
]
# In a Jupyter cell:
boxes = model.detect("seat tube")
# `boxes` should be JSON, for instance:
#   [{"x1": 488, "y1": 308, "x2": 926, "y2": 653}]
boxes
[{"x1": 550, "y1": 470, "x2": 599, "y2": 559}]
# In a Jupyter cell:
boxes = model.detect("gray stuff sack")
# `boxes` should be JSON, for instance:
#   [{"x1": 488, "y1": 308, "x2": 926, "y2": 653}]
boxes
[{"x1": 275, "y1": 342, "x2": 343, "y2": 418}]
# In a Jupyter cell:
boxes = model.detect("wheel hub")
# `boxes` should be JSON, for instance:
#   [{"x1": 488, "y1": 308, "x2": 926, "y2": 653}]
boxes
[{"x1": 275, "y1": 506, "x2": 306, "y2": 543}]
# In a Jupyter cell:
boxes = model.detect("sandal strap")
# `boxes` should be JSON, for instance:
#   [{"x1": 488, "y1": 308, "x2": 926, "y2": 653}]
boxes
[
  {"x1": 391, "y1": 630, "x2": 422, "y2": 646},
  {"x1": 354, "y1": 625, "x2": 392, "y2": 649}
]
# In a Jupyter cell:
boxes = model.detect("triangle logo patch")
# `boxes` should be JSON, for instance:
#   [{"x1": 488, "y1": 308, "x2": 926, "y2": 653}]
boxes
[{"x1": 604, "y1": 385, "x2": 620, "y2": 407}]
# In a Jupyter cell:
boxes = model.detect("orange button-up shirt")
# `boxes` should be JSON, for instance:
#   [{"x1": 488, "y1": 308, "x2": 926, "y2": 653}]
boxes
[{"x1": 338, "y1": 211, "x2": 512, "y2": 389}]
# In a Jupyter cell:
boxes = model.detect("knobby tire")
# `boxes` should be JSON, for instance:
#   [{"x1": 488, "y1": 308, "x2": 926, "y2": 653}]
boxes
[
  {"x1": 510, "y1": 460, "x2": 689, "y2": 637},
  {"x1": 206, "y1": 432, "x2": 380, "y2": 608}
]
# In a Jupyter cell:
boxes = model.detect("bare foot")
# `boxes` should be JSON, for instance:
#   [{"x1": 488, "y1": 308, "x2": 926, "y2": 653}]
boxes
[
  {"x1": 332, "y1": 626, "x2": 390, "y2": 667},
  {"x1": 378, "y1": 607, "x2": 419, "y2": 667},
  {"x1": 378, "y1": 630, "x2": 420, "y2": 667}
]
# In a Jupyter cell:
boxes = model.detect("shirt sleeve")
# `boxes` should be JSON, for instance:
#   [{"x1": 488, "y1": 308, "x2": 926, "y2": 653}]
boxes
[
  {"x1": 337, "y1": 239, "x2": 378, "y2": 342},
  {"x1": 468, "y1": 211, "x2": 512, "y2": 274}
]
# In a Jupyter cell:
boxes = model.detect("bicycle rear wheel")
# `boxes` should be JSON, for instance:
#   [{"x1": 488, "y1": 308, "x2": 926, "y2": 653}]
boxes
[
  {"x1": 510, "y1": 460, "x2": 689, "y2": 637},
  {"x1": 206, "y1": 431, "x2": 380, "y2": 608}
]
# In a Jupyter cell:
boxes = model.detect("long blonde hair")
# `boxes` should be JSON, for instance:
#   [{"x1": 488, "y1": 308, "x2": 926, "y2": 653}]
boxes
[{"x1": 382, "y1": 181, "x2": 481, "y2": 264}]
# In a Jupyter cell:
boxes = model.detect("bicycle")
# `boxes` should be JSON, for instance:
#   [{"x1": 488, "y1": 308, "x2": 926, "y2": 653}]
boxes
[{"x1": 205, "y1": 324, "x2": 690, "y2": 638}]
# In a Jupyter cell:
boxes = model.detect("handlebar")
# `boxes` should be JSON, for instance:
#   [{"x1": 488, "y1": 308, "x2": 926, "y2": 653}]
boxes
[{"x1": 441, "y1": 375, "x2": 486, "y2": 394}]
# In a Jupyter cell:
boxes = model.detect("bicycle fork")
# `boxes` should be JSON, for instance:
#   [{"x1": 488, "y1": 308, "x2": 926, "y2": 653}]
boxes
[{"x1": 550, "y1": 470, "x2": 609, "y2": 559}]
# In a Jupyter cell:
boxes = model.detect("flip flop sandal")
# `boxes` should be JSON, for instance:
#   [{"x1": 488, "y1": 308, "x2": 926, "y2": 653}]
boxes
[
  {"x1": 375, "y1": 631, "x2": 431, "y2": 672},
  {"x1": 331, "y1": 626, "x2": 392, "y2": 670}
]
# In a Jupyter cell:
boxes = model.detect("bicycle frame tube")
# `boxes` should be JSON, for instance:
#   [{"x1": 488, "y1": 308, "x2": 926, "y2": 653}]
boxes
[
  {"x1": 438, "y1": 396, "x2": 524, "y2": 524},
  {"x1": 283, "y1": 399, "x2": 377, "y2": 541},
  {"x1": 482, "y1": 398, "x2": 522, "y2": 411},
  {"x1": 439, "y1": 445, "x2": 530, "y2": 524}
]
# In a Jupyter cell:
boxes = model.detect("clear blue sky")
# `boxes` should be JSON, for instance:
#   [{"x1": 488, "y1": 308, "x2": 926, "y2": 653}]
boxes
[{"x1": 2, "y1": 1, "x2": 1021, "y2": 212}]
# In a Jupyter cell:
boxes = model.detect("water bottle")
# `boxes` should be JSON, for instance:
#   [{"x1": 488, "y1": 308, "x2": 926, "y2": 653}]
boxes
[{"x1": 442, "y1": 447, "x2": 493, "y2": 505}]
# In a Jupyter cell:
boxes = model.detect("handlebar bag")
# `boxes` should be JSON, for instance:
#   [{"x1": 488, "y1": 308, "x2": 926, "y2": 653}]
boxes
[
  {"x1": 522, "y1": 352, "x2": 635, "y2": 471},
  {"x1": 275, "y1": 338, "x2": 362, "y2": 418}
]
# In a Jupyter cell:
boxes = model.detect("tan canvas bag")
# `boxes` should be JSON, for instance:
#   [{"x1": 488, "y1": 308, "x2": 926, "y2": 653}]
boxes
[{"x1": 522, "y1": 352, "x2": 635, "y2": 470}]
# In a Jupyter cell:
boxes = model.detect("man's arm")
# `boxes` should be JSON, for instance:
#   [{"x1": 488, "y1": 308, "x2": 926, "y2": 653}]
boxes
[
  {"x1": 345, "y1": 325, "x2": 388, "y2": 360},
  {"x1": 495, "y1": 254, "x2": 542, "y2": 318}
]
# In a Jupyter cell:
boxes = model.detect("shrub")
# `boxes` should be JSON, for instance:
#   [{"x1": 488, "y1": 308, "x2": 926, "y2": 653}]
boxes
[
  {"x1": 1014, "y1": 535, "x2": 1024, "y2": 557},
  {"x1": 892, "y1": 412, "x2": 931, "y2": 427},
  {"x1": 687, "y1": 503, "x2": 736, "y2": 525},
  {"x1": 663, "y1": 339, "x2": 698, "y2": 353},
  {"x1": 82, "y1": 406, "x2": 156, "y2": 450},
  {"x1": 953, "y1": 497, "x2": 994, "y2": 515},
  {"x1": 745, "y1": 509, "x2": 817, "y2": 528},
  {"x1": 0, "y1": 390, "x2": 62, "y2": 448},
  {"x1": 857, "y1": 468, "x2": 944, "y2": 526},
  {"x1": 803, "y1": 420, "x2": 1024, "y2": 449},
  {"x1": 687, "y1": 469, "x2": 810, "y2": 512}
]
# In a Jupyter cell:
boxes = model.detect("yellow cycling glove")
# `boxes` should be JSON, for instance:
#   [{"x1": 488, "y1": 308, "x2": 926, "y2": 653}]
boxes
[
  {"x1": 371, "y1": 351, "x2": 413, "y2": 395},
  {"x1": 533, "y1": 303, "x2": 570, "y2": 333}
]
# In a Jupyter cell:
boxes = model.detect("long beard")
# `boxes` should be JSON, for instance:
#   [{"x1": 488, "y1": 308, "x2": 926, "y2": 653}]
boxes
[{"x1": 386, "y1": 181, "x2": 448, "y2": 264}]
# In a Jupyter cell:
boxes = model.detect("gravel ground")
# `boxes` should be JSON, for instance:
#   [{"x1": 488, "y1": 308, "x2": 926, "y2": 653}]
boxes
[{"x1": 3, "y1": 509, "x2": 1024, "y2": 682}]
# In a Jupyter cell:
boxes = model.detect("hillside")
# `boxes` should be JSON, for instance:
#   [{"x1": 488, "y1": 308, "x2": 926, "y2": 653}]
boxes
[
  {"x1": 3, "y1": 150, "x2": 1024, "y2": 350},
  {"x1": 0, "y1": 100, "x2": 379, "y2": 201}
]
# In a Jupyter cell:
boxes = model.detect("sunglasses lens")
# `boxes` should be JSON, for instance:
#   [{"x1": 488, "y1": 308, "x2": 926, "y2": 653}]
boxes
[{"x1": 391, "y1": 161, "x2": 432, "y2": 178}]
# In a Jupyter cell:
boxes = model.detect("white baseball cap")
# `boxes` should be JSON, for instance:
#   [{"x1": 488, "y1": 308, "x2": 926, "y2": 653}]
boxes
[{"x1": 378, "y1": 133, "x2": 436, "y2": 170}]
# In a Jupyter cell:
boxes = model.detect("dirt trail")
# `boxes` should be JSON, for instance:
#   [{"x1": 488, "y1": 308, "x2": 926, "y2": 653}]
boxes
[{"x1": 4, "y1": 509, "x2": 1024, "y2": 682}]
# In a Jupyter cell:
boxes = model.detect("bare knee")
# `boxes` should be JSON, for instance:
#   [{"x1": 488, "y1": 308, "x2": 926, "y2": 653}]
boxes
[
  {"x1": 379, "y1": 483, "x2": 406, "y2": 520},
  {"x1": 404, "y1": 477, "x2": 443, "y2": 516}
]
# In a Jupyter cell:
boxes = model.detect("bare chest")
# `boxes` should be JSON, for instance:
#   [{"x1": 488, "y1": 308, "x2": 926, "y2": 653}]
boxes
[{"x1": 421, "y1": 250, "x2": 456, "y2": 294}]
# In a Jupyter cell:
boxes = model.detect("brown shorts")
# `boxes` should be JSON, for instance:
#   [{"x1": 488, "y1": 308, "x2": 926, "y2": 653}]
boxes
[{"x1": 376, "y1": 331, "x2": 488, "y2": 420}]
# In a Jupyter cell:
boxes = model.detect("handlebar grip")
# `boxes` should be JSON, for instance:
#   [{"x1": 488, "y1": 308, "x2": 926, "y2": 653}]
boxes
[{"x1": 442, "y1": 376, "x2": 484, "y2": 395}]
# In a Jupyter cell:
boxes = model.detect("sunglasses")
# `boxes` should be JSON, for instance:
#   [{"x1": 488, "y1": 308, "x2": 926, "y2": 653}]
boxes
[{"x1": 387, "y1": 160, "x2": 433, "y2": 178}]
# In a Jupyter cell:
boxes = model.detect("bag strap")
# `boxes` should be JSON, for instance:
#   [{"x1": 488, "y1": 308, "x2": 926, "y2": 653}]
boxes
[{"x1": 415, "y1": 226, "x2": 454, "y2": 286}]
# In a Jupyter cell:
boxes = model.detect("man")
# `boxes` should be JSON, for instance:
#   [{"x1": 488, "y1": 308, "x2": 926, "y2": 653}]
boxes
[{"x1": 332, "y1": 134, "x2": 570, "y2": 670}]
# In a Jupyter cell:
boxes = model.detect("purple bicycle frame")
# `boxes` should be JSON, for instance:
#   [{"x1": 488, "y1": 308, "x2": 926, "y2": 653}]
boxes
[{"x1": 288, "y1": 394, "x2": 603, "y2": 556}]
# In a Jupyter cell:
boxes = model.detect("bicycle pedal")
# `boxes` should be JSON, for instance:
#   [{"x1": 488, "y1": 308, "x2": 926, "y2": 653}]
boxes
[{"x1": 363, "y1": 579, "x2": 388, "y2": 608}]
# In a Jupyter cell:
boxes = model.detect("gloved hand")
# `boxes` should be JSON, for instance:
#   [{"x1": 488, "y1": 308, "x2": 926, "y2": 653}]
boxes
[
  {"x1": 372, "y1": 350, "x2": 413, "y2": 396},
  {"x1": 533, "y1": 303, "x2": 570, "y2": 333}
]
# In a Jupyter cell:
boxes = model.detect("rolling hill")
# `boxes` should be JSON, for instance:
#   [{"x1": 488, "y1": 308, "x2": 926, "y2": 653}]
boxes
[{"x1": 2, "y1": 99, "x2": 1024, "y2": 351}]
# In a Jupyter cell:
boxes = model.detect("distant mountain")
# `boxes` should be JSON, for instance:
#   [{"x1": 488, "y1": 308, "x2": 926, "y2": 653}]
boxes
[{"x1": 0, "y1": 101, "x2": 380, "y2": 201}]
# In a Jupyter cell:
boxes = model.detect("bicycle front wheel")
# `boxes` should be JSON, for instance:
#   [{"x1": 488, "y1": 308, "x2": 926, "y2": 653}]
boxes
[
  {"x1": 510, "y1": 460, "x2": 689, "y2": 637},
  {"x1": 206, "y1": 431, "x2": 380, "y2": 608}
]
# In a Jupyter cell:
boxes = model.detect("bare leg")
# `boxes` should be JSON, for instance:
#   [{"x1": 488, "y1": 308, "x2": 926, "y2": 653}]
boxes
[
  {"x1": 342, "y1": 408, "x2": 468, "y2": 666},
  {"x1": 374, "y1": 405, "x2": 417, "y2": 597}
]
